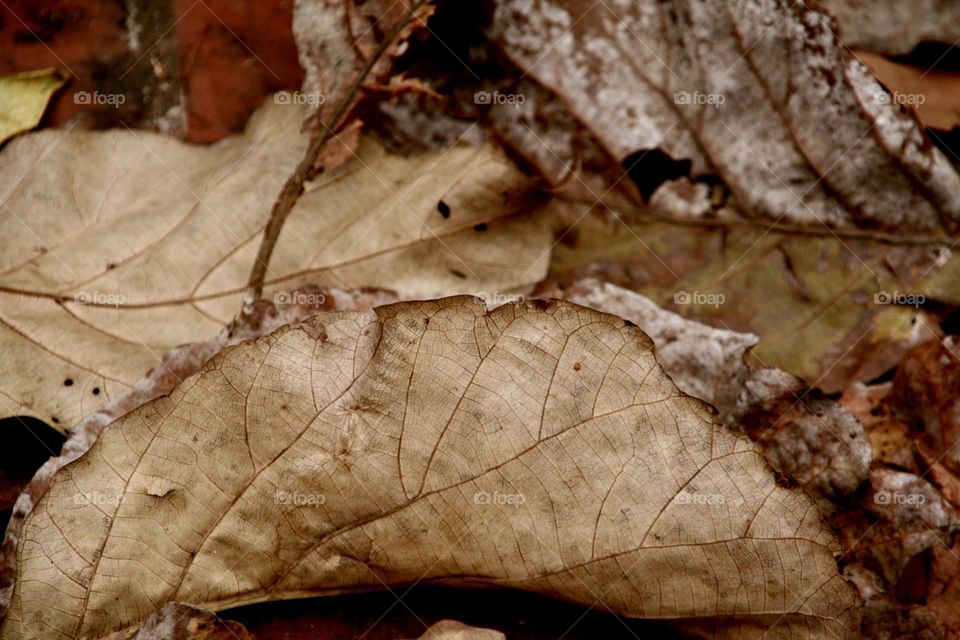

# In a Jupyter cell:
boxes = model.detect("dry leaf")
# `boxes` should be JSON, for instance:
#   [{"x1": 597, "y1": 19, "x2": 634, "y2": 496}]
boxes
[
  {"x1": 0, "y1": 69, "x2": 67, "y2": 145},
  {"x1": 0, "y1": 100, "x2": 549, "y2": 430},
  {"x1": 0, "y1": 298, "x2": 858, "y2": 639},
  {"x1": 549, "y1": 204, "x2": 945, "y2": 393},
  {"x1": 819, "y1": 0, "x2": 960, "y2": 55},
  {"x1": 491, "y1": 0, "x2": 960, "y2": 231},
  {"x1": 854, "y1": 51, "x2": 960, "y2": 133}
]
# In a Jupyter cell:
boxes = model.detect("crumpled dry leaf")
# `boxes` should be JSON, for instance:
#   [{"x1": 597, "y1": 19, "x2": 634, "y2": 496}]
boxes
[
  {"x1": 736, "y1": 367, "x2": 871, "y2": 500},
  {"x1": 0, "y1": 297, "x2": 858, "y2": 639},
  {"x1": 827, "y1": 337, "x2": 960, "y2": 637},
  {"x1": 884, "y1": 337, "x2": 960, "y2": 475},
  {"x1": 491, "y1": 0, "x2": 960, "y2": 231},
  {"x1": 0, "y1": 68, "x2": 66, "y2": 145},
  {"x1": 819, "y1": 0, "x2": 960, "y2": 56},
  {"x1": 412, "y1": 620, "x2": 505, "y2": 640},
  {"x1": 0, "y1": 99, "x2": 549, "y2": 430}
]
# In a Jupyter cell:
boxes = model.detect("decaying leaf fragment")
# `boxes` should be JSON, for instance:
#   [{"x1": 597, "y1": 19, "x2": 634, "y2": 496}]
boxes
[
  {"x1": 1, "y1": 298, "x2": 858, "y2": 639},
  {"x1": 0, "y1": 100, "x2": 549, "y2": 430}
]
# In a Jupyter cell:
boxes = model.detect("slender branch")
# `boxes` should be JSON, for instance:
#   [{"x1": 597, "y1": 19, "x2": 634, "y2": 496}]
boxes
[
  {"x1": 246, "y1": 0, "x2": 429, "y2": 300},
  {"x1": 552, "y1": 193, "x2": 954, "y2": 246}
]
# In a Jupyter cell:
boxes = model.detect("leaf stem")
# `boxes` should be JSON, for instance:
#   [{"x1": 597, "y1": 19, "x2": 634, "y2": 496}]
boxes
[{"x1": 552, "y1": 193, "x2": 954, "y2": 246}]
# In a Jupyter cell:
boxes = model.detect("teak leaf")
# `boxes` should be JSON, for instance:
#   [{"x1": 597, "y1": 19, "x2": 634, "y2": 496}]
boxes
[
  {"x1": 1, "y1": 298, "x2": 859, "y2": 639},
  {"x1": 0, "y1": 101, "x2": 548, "y2": 430}
]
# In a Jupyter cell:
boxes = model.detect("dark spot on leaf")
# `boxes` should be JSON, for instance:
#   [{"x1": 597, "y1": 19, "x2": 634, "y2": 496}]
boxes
[
  {"x1": 449, "y1": 269, "x2": 467, "y2": 279},
  {"x1": 64, "y1": 378, "x2": 73, "y2": 386},
  {"x1": 92, "y1": 387, "x2": 101, "y2": 395},
  {"x1": 555, "y1": 225, "x2": 579, "y2": 247},
  {"x1": 573, "y1": 362, "x2": 581, "y2": 371},
  {"x1": 473, "y1": 223, "x2": 487, "y2": 231},
  {"x1": 437, "y1": 200, "x2": 451, "y2": 218}
]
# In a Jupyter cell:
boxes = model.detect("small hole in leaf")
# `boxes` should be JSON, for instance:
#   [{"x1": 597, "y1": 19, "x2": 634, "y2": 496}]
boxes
[
  {"x1": 866, "y1": 367, "x2": 897, "y2": 386},
  {"x1": 622, "y1": 148, "x2": 692, "y2": 201}
]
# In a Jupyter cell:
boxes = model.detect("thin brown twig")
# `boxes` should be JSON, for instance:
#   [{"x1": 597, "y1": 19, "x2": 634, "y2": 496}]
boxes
[
  {"x1": 552, "y1": 192, "x2": 954, "y2": 246},
  {"x1": 246, "y1": 0, "x2": 430, "y2": 300}
]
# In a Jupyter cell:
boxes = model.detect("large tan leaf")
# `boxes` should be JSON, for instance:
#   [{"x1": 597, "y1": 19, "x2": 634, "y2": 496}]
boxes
[
  {"x1": 0, "y1": 100, "x2": 549, "y2": 430},
  {"x1": 1, "y1": 297, "x2": 858, "y2": 639},
  {"x1": 491, "y1": 0, "x2": 960, "y2": 231}
]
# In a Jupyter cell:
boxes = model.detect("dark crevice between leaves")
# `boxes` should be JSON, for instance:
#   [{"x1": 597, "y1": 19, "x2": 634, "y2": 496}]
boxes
[
  {"x1": 222, "y1": 585, "x2": 680, "y2": 639},
  {"x1": 939, "y1": 306, "x2": 960, "y2": 336},
  {"x1": 890, "y1": 41, "x2": 960, "y2": 73},
  {"x1": 927, "y1": 127, "x2": 960, "y2": 168},
  {"x1": 0, "y1": 417, "x2": 65, "y2": 535}
]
